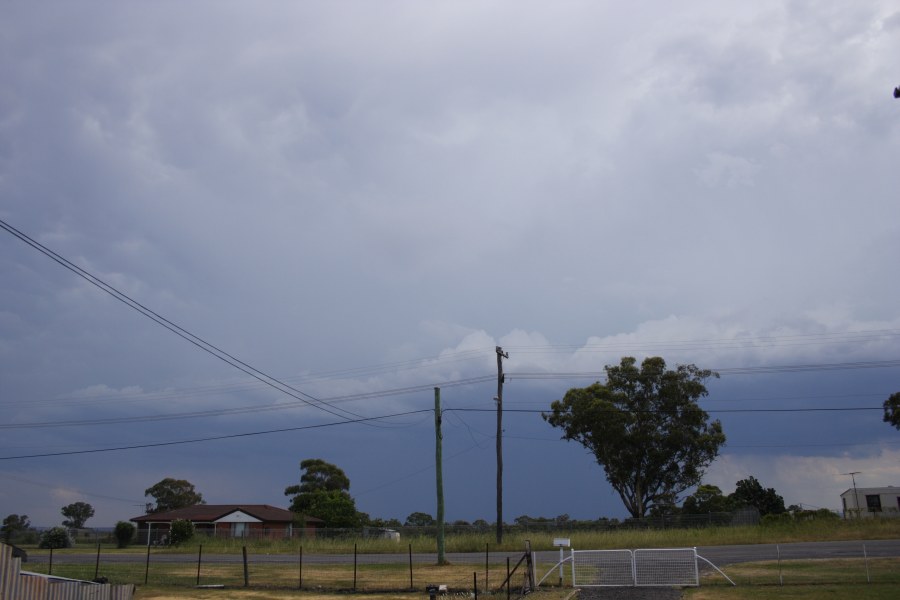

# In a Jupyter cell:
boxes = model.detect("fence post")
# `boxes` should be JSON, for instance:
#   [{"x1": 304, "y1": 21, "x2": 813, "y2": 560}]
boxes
[
  {"x1": 777, "y1": 545, "x2": 782, "y2": 586},
  {"x1": 298, "y1": 545, "x2": 303, "y2": 590},
  {"x1": 485, "y1": 543, "x2": 489, "y2": 592},
  {"x1": 48, "y1": 547, "x2": 53, "y2": 576},
  {"x1": 409, "y1": 543, "x2": 413, "y2": 590},
  {"x1": 506, "y1": 557, "x2": 510, "y2": 600},
  {"x1": 94, "y1": 542, "x2": 101, "y2": 580},
  {"x1": 144, "y1": 543, "x2": 150, "y2": 584},
  {"x1": 474, "y1": 572, "x2": 478, "y2": 600},
  {"x1": 353, "y1": 543, "x2": 358, "y2": 591},
  {"x1": 242, "y1": 546, "x2": 249, "y2": 587},
  {"x1": 196, "y1": 544, "x2": 202, "y2": 585},
  {"x1": 863, "y1": 543, "x2": 870, "y2": 583}
]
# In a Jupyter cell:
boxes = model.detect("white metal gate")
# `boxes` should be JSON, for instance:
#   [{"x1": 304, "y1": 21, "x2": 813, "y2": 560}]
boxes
[{"x1": 571, "y1": 547, "x2": 700, "y2": 587}]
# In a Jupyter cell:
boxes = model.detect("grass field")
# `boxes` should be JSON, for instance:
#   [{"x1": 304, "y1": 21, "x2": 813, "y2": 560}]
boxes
[
  {"x1": 15, "y1": 519, "x2": 900, "y2": 599},
  {"x1": 25, "y1": 516, "x2": 900, "y2": 556},
  {"x1": 127, "y1": 557, "x2": 900, "y2": 600}
]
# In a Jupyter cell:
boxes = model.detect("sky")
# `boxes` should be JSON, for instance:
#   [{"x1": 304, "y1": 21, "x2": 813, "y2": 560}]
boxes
[{"x1": 1, "y1": 1, "x2": 900, "y2": 529}]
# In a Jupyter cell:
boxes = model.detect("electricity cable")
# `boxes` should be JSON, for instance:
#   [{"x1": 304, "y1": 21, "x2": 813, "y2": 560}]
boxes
[
  {"x1": 0, "y1": 375, "x2": 496, "y2": 429},
  {"x1": 0, "y1": 409, "x2": 433, "y2": 460},
  {"x1": 0, "y1": 218, "x2": 367, "y2": 423}
]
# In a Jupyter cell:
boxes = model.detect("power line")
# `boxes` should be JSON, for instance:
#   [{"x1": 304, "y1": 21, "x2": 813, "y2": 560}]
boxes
[
  {"x1": 0, "y1": 218, "x2": 366, "y2": 423},
  {"x1": 0, "y1": 472, "x2": 144, "y2": 504},
  {"x1": 446, "y1": 407, "x2": 884, "y2": 415},
  {"x1": 0, "y1": 375, "x2": 496, "y2": 430},
  {"x1": 503, "y1": 329, "x2": 900, "y2": 353},
  {"x1": 0, "y1": 409, "x2": 432, "y2": 461},
  {"x1": 502, "y1": 433, "x2": 900, "y2": 449},
  {"x1": 507, "y1": 359, "x2": 900, "y2": 381}
]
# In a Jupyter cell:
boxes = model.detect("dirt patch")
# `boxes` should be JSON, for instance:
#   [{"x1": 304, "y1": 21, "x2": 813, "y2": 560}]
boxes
[{"x1": 577, "y1": 587, "x2": 683, "y2": 600}]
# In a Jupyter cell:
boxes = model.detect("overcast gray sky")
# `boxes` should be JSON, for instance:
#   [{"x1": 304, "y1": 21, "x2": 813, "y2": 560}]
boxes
[{"x1": 2, "y1": 1, "x2": 899, "y2": 528}]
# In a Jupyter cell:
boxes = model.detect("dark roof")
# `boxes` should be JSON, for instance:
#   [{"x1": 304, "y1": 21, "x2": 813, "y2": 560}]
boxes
[{"x1": 131, "y1": 504, "x2": 322, "y2": 524}]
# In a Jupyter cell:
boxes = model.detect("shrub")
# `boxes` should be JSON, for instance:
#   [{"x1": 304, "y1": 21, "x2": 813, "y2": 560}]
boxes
[
  {"x1": 169, "y1": 519, "x2": 194, "y2": 546},
  {"x1": 114, "y1": 521, "x2": 136, "y2": 548},
  {"x1": 39, "y1": 527, "x2": 74, "y2": 549},
  {"x1": 761, "y1": 512, "x2": 793, "y2": 526}
]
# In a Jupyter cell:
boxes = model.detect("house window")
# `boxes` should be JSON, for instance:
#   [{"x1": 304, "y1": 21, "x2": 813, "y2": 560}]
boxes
[
  {"x1": 232, "y1": 522, "x2": 246, "y2": 537},
  {"x1": 865, "y1": 495, "x2": 882, "y2": 512}
]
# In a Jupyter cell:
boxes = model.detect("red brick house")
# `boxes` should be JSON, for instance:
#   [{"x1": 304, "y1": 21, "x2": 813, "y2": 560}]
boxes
[{"x1": 131, "y1": 504, "x2": 322, "y2": 544}]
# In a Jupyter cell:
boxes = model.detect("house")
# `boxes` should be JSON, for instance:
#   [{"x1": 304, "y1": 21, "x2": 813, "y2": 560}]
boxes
[
  {"x1": 131, "y1": 504, "x2": 323, "y2": 544},
  {"x1": 840, "y1": 486, "x2": 900, "y2": 518}
]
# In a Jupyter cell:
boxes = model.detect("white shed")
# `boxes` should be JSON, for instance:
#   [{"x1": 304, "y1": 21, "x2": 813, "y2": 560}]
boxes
[{"x1": 840, "y1": 486, "x2": 900, "y2": 518}]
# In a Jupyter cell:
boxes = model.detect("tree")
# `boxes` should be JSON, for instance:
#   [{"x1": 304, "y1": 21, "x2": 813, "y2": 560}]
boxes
[
  {"x1": 884, "y1": 392, "x2": 900, "y2": 429},
  {"x1": 300, "y1": 489, "x2": 362, "y2": 528},
  {"x1": 2, "y1": 514, "x2": 30, "y2": 543},
  {"x1": 169, "y1": 519, "x2": 195, "y2": 546},
  {"x1": 285, "y1": 459, "x2": 362, "y2": 528},
  {"x1": 544, "y1": 356, "x2": 725, "y2": 518},
  {"x1": 39, "y1": 526, "x2": 73, "y2": 549},
  {"x1": 682, "y1": 484, "x2": 734, "y2": 514},
  {"x1": 144, "y1": 478, "x2": 204, "y2": 513},
  {"x1": 729, "y1": 476, "x2": 785, "y2": 516},
  {"x1": 114, "y1": 521, "x2": 136, "y2": 548},
  {"x1": 286, "y1": 458, "x2": 351, "y2": 494},
  {"x1": 404, "y1": 512, "x2": 435, "y2": 527},
  {"x1": 368, "y1": 517, "x2": 403, "y2": 528},
  {"x1": 61, "y1": 501, "x2": 95, "y2": 528}
]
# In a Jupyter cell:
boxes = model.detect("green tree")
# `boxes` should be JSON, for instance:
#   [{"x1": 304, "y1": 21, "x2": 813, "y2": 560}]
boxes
[
  {"x1": 884, "y1": 392, "x2": 900, "y2": 429},
  {"x1": 2, "y1": 514, "x2": 30, "y2": 543},
  {"x1": 544, "y1": 356, "x2": 725, "y2": 518},
  {"x1": 285, "y1": 459, "x2": 362, "y2": 528},
  {"x1": 302, "y1": 489, "x2": 362, "y2": 528},
  {"x1": 682, "y1": 484, "x2": 733, "y2": 514},
  {"x1": 114, "y1": 521, "x2": 136, "y2": 548},
  {"x1": 729, "y1": 476, "x2": 785, "y2": 516},
  {"x1": 287, "y1": 458, "x2": 351, "y2": 494},
  {"x1": 144, "y1": 478, "x2": 204, "y2": 513},
  {"x1": 39, "y1": 526, "x2": 73, "y2": 549},
  {"x1": 169, "y1": 519, "x2": 194, "y2": 546},
  {"x1": 61, "y1": 501, "x2": 95, "y2": 528},
  {"x1": 404, "y1": 512, "x2": 435, "y2": 527}
]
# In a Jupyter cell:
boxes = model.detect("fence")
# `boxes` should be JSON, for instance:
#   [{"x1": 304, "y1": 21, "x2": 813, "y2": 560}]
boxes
[
  {"x1": 571, "y1": 548, "x2": 703, "y2": 587},
  {"x1": 0, "y1": 543, "x2": 134, "y2": 600},
  {"x1": 19, "y1": 543, "x2": 531, "y2": 594},
  {"x1": 11, "y1": 540, "x2": 900, "y2": 594}
]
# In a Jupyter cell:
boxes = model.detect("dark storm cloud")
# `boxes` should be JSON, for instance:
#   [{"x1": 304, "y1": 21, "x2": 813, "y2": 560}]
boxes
[{"x1": 1, "y1": 1, "x2": 899, "y2": 526}]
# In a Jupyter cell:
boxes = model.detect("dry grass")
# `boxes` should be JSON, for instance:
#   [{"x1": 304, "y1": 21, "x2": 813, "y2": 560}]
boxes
[{"x1": 134, "y1": 585, "x2": 577, "y2": 600}]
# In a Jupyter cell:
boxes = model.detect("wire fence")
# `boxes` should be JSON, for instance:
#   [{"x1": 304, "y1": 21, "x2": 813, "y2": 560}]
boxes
[
  {"x1": 13, "y1": 542, "x2": 900, "y2": 593},
  {"x1": 19, "y1": 544, "x2": 529, "y2": 593}
]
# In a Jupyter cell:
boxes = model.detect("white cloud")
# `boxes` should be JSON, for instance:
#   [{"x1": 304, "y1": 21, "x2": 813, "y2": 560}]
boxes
[{"x1": 705, "y1": 447, "x2": 900, "y2": 511}]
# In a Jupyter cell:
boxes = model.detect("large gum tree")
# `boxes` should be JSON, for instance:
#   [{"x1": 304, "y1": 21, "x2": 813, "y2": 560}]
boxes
[{"x1": 544, "y1": 356, "x2": 725, "y2": 518}]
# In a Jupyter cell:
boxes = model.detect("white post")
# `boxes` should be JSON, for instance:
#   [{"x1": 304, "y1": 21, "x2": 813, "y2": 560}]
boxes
[{"x1": 553, "y1": 538, "x2": 570, "y2": 585}]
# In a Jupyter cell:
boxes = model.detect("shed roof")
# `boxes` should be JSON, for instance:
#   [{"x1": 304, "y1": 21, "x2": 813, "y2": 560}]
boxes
[{"x1": 840, "y1": 486, "x2": 899, "y2": 497}]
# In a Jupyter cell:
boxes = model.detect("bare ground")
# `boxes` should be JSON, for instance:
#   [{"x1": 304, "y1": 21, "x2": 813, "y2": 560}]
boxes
[{"x1": 577, "y1": 587, "x2": 683, "y2": 600}]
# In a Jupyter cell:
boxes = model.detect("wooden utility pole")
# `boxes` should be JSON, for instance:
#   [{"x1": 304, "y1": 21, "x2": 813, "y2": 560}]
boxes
[
  {"x1": 435, "y1": 387, "x2": 446, "y2": 564},
  {"x1": 495, "y1": 346, "x2": 508, "y2": 544}
]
